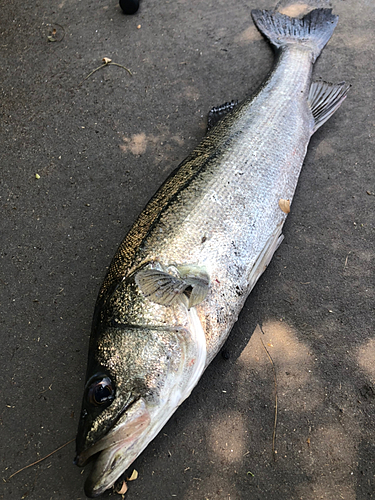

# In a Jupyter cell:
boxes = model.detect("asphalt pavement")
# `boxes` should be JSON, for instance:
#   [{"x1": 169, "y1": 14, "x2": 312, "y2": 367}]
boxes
[{"x1": 1, "y1": 0, "x2": 374, "y2": 499}]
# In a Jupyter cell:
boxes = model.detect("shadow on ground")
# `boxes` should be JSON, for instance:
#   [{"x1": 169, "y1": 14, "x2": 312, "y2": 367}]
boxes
[{"x1": 1, "y1": 0, "x2": 374, "y2": 499}]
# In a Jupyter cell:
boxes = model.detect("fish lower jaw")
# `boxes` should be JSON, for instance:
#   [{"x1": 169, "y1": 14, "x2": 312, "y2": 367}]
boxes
[
  {"x1": 84, "y1": 446, "x2": 139, "y2": 498},
  {"x1": 85, "y1": 349, "x2": 208, "y2": 497},
  {"x1": 84, "y1": 394, "x2": 194, "y2": 497},
  {"x1": 85, "y1": 310, "x2": 207, "y2": 497}
]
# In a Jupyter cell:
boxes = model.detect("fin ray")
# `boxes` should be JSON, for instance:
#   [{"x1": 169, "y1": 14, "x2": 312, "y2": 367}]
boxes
[
  {"x1": 135, "y1": 265, "x2": 210, "y2": 308},
  {"x1": 251, "y1": 9, "x2": 339, "y2": 62},
  {"x1": 247, "y1": 224, "x2": 284, "y2": 293},
  {"x1": 309, "y1": 81, "x2": 350, "y2": 133},
  {"x1": 207, "y1": 101, "x2": 238, "y2": 131},
  {"x1": 135, "y1": 269, "x2": 187, "y2": 306}
]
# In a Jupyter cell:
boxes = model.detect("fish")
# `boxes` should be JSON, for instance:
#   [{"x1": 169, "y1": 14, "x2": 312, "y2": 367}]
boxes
[{"x1": 75, "y1": 7, "x2": 349, "y2": 497}]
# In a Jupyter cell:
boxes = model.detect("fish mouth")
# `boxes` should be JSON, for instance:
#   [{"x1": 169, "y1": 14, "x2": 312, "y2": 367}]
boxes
[
  {"x1": 76, "y1": 398, "x2": 151, "y2": 498},
  {"x1": 77, "y1": 309, "x2": 208, "y2": 497}
]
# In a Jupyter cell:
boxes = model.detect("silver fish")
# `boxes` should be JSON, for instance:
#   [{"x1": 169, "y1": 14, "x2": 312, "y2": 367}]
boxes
[{"x1": 75, "y1": 8, "x2": 349, "y2": 497}]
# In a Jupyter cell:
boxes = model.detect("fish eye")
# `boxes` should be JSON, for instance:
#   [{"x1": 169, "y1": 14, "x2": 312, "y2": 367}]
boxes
[{"x1": 87, "y1": 376, "x2": 115, "y2": 406}]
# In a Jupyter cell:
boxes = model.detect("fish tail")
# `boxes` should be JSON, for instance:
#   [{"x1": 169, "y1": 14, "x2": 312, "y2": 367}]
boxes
[{"x1": 251, "y1": 9, "x2": 338, "y2": 62}]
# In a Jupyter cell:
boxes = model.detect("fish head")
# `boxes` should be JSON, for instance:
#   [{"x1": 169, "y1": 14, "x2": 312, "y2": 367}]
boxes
[{"x1": 75, "y1": 320, "x2": 205, "y2": 497}]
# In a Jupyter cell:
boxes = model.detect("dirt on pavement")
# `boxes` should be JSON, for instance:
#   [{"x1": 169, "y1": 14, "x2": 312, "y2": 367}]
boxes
[{"x1": 1, "y1": 0, "x2": 374, "y2": 499}]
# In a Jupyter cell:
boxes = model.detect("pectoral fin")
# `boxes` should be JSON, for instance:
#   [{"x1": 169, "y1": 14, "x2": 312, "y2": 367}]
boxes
[
  {"x1": 135, "y1": 264, "x2": 210, "y2": 308},
  {"x1": 176, "y1": 265, "x2": 210, "y2": 308}
]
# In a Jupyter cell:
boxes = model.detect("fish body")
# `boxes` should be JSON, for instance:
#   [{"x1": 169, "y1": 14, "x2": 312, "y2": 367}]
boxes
[{"x1": 75, "y1": 8, "x2": 349, "y2": 497}]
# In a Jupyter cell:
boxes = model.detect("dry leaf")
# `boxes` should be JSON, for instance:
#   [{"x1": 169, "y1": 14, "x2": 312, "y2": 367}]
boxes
[
  {"x1": 278, "y1": 198, "x2": 290, "y2": 214},
  {"x1": 128, "y1": 469, "x2": 138, "y2": 481},
  {"x1": 116, "y1": 481, "x2": 128, "y2": 494},
  {"x1": 102, "y1": 57, "x2": 112, "y2": 64}
]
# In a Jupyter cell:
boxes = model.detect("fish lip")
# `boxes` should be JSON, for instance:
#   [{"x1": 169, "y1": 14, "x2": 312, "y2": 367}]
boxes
[
  {"x1": 77, "y1": 398, "x2": 151, "y2": 497},
  {"x1": 82, "y1": 442, "x2": 131, "y2": 498},
  {"x1": 84, "y1": 481, "x2": 106, "y2": 499},
  {"x1": 75, "y1": 396, "x2": 136, "y2": 467}
]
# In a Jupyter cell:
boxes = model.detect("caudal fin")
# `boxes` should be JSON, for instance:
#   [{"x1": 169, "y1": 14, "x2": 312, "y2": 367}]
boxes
[{"x1": 251, "y1": 9, "x2": 338, "y2": 62}]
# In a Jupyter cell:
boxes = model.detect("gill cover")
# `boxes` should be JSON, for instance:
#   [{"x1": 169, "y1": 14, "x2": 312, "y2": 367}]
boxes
[{"x1": 75, "y1": 315, "x2": 207, "y2": 496}]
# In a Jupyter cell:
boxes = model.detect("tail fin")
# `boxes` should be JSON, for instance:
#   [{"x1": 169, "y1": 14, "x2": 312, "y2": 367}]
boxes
[{"x1": 251, "y1": 9, "x2": 338, "y2": 62}]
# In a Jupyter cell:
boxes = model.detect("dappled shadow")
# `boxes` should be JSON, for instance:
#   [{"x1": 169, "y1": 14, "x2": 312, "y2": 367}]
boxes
[
  {"x1": 99, "y1": 261, "x2": 374, "y2": 500},
  {"x1": 2, "y1": 0, "x2": 374, "y2": 498}
]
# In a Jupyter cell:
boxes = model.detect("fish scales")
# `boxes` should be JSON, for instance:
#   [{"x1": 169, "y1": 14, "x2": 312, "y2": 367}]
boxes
[
  {"x1": 76, "y1": 8, "x2": 349, "y2": 498},
  {"x1": 101, "y1": 48, "x2": 311, "y2": 296},
  {"x1": 104, "y1": 49, "x2": 314, "y2": 361}
]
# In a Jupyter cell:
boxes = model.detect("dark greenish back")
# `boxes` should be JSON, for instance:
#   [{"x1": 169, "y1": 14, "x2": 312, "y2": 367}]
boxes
[{"x1": 96, "y1": 104, "x2": 247, "y2": 304}]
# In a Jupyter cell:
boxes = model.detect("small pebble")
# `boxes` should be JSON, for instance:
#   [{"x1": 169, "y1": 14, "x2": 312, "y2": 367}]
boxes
[{"x1": 221, "y1": 349, "x2": 230, "y2": 360}]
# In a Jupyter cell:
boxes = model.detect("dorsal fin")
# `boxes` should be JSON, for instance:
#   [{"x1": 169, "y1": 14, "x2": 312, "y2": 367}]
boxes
[{"x1": 207, "y1": 100, "x2": 238, "y2": 131}]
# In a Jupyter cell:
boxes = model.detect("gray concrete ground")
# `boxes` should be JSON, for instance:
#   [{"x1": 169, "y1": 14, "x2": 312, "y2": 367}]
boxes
[{"x1": 1, "y1": 0, "x2": 374, "y2": 499}]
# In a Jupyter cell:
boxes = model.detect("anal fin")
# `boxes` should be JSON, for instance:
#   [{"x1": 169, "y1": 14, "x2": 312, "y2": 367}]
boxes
[
  {"x1": 309, "y1": 81, "x2": 350, "y2": 134},
  {"x1": 247, "y1": 224, "x2": 284, "y2": 293}
]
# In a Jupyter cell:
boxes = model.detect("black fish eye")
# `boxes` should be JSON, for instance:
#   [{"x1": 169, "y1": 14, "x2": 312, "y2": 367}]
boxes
[{"x1": 87, "y1": 376, "x2": 114, "y2": 406}]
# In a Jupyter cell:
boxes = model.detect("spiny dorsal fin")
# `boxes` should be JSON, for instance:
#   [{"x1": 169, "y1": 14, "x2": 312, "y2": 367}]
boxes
[
  {"x1": 207, "y1": 100, "x2": 238, "y2": 131},
  {"x1": 135, "y1": 264, "x2": 210, "y2": 309},
  {"x1": 308, "y1": 81, "x2": 350, "y2": 134}
]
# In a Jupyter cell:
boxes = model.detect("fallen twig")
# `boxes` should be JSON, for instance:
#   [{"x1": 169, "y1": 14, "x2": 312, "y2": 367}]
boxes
[
  {"x1": 81, "y1": 57, "x2": 132, "y2": 85},
  {"x1": 7, "y1": 438, "x2": 75, "y2": 480},
  {"x1": 259, "y1": 326, "x2": 278, "y2": 461}
]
